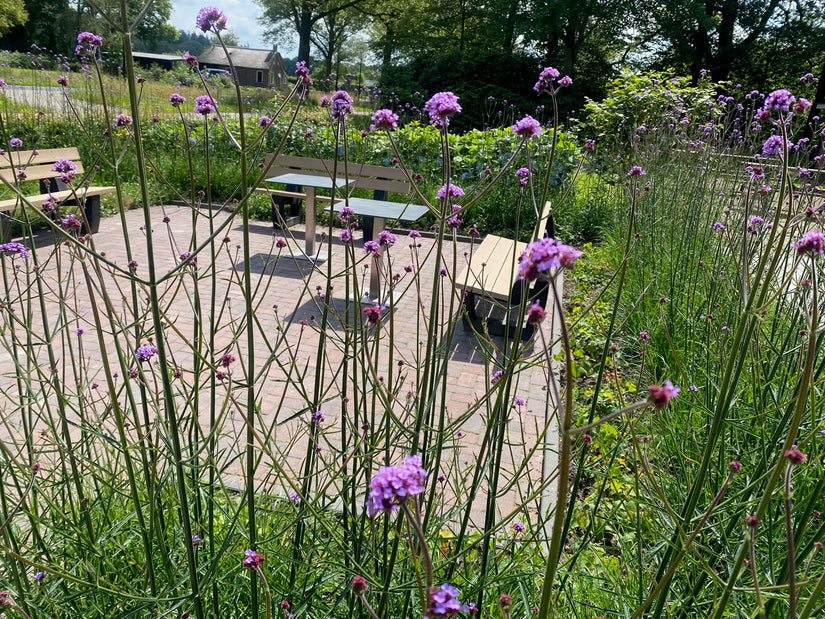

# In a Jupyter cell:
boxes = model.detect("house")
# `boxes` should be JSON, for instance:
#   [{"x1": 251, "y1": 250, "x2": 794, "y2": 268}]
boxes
[
  {"x1": 197, "y1": 46, "x2": 288, "y2": 88},
  {"x1": 132, "y1": 52, "x2": 185, "y2": 71}
]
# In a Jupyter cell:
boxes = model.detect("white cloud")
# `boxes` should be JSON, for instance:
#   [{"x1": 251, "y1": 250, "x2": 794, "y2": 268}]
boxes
[{"x1": 170, "y1": 0, "x2": 276, "y2": 51}]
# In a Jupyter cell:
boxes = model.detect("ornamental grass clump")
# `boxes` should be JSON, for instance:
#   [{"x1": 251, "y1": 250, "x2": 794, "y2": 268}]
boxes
[{"x1": 0, "y1": 3, "x2": 823, "y2": 618}]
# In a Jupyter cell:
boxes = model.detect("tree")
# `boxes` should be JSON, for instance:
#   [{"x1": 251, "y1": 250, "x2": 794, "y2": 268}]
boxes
[
  {"x1": 0, "y1": 0, "x2": 27, "y2": 38},
  {"x1": 256, "y1": 0, "x2": 366, "y2": 63},
  {"x1": 637, "y1": 0, "x2": 824, "y2": 83}
]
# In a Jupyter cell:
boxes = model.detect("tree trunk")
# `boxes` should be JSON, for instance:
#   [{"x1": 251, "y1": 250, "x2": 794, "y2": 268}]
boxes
[
  {"x1": 380, "y1": 22, "x2": 394, "y2": 80},
  {"x1": 298, "y1": 3, "x2": 312, "y2": 62},
  {"x1": 710, "y1": 0, "x2": 737, "y2": 82}
]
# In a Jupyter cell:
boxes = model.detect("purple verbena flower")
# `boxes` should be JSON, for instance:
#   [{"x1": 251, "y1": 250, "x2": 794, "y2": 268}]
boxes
[
  {"x1": 242, "y1": 549, "x2": 265, "y2": 570},
  {"x1": 515, "y1": 167, "x2": 532, "y2": 186},
  {"x1": 312, "y1": 410, "x2": 325, "y2": 423},
  {"x1": 558, "y1": 75, "x2": 572, "y2": 87},
  {"x1": 763, "y1": 89, "x2": 796, "y2": 112},
  {"x1": 258, "y1": 116, "x2": 272, "y2": 127},
  {"x1": 762, "y1": 134, "x2": 788, "y2": 156},
  {"x1": 518, "y1": 237, "x2": 582, "y2": 281},
  {"x1": 194, "y1": 94, "x2": 217, "y2": 115},
  {"x1": 115, "y1": 114, "x2": 132, "y2": 127},
  {"x1": 627, "y1": 166, "x2": 646, "y2": 177},
  {"x1": 295, "y1": 61, "x2": 312, "y2": 85},
  {"x1": 424, "y1": 92, "x2": 461, "y2": 128},
  {"x1": 428, "y1": 583, "x2": 467, "y2": 617},
  {"x1": 370, "y1": 109, "x2": 399, "y2": 131},
  {"x1": 364, "y1": 240, "x2": 380, "y2": 255},
  {"x1": 437, "y1": 183, "x2": 464, "y2": 200},
  {"x1": 330, "y1": 90, "x2": 354, "y2": 120},
  {"x1": 136, "y1": 344, "x2": 158, "y2": 362},
  {"x1": 77, "y1": 32, "x2": 103, "y2": 50},
  {"x1": 9, "y1": 138, "x2": 22, "y2": 148},
  {"x1": 196, "y1": 7, "x2": 227, "y2": 32},
  {"x1": 648, "y1": 381, "x2": 680, "y2": 409},
  {"x1": 0, "y1": 242, "x2": 29, "y2": 259},
  {"x1": 363, "y1": 304, "x2": 384, "y2": 324},
  {"x1": 51, "y1": 158, "x2": 77, "y2": 183},
  {"x1": 366, "y1": 455, "x2": 427, "y2": 516},
  {"x1": 534, "y1": 67, "x2": 560, "y2": 94},
  {"x1": 340, "y1": 229, "x2": 352, "y2": 243},
  {"x1": 60, "y1": 214, "x2": 82, "y2": 229},
  {"x1": 511, "y1": 115, "x2": 542, "y2": 139},
  {"x1": 793, "y1": 230, "x2": 825, "y2": 256},
  {"x1": 169, "y1": 93, "x2": 186, "y2": 107},
  {"x1": 378, "y1": 230, "x2": 396, "y2": 246},
  {"x1": 183, "y1": 51, "x2": 198, "y2": 67}
]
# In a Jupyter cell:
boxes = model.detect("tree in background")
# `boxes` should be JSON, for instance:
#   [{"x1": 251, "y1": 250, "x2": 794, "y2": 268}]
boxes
[
  {"x1": 0, "y1": 0, "x2": 27, "y2": 38},
  {"x1": 256, "y1": 0, "x2": 366, "y2": 63},
  {"x1": 637, "y1": 0, "x2": 825, "y2": 83}
]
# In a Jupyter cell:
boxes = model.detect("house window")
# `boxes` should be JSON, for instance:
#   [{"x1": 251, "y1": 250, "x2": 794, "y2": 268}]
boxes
[{"x1": 257, "y1": 70, "x2": 263, "y2": 83}]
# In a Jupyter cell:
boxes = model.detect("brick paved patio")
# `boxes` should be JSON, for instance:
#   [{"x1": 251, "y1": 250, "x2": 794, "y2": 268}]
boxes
[{"x1": 0, "y1": 204, "x2": 560, "y2": 530}]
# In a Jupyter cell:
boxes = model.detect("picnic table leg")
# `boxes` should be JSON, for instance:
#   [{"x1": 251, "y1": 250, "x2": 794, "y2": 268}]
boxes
[
  {"x1": 368, "y1": 216, "x2": 385, "y2": 302},
  {"x1": 304, "y1": 186, "x2": 316, "y2": 256}
]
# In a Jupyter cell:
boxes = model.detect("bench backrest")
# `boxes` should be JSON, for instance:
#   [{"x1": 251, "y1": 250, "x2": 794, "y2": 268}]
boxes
[
  {"x1": 537, "y1": 200, "x2": 554, "y2": 240},
  {"x1": 0, "y1": 147, "x2": 86, "y2": 185},
  {"x1": 263, "y1": 154, "x2": 411, "y2": 198}
]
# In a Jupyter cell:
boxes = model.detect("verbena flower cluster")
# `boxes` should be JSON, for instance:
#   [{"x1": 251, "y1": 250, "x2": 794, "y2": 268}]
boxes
[
  {"x1": 330, "y1": 90, "x2": 354, "y2": 120},
  {"x1": 194, "y1": 95, "x2": 217, "y2": 115},
  {"x1": 793, "y1": 230, "x2": 825, "y2": 256},
  {"x1": 195, "y1": 7, "x2": 227, "y2": 32},
  {"x1": 648, "y1": 381, "x2": 680, "y2": 409},
  {"x1": 426, "y1": 583, "x2": 467, "y2": 617},
  {"x1": 436, "y1": 184, "x2": 464, "y2": 200},
  {"x1": 366, "y1": 455, "x2": 427, "y2": 516},
  {"x1": 51, "y1": 158, "x2": 77, "y2": 183},
  {"x1": 517, "y1": 238, "x2": 582, "y2": 281},
  {"x1": 424, "y1": 92, "x2": 461, "y2": 128},
  {"x1": 511, "y1": 115, "x2": 542, "y2": 138},
  {"x1": 370, "y1": 109, "x2": 398, "y2": 131},
  {"x1": 0, "y1": 243, "x2": 30, "y2": 259}
]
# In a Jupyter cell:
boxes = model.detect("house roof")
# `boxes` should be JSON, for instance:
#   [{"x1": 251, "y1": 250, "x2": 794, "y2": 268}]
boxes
[
  {"x1": 198, "y1": 46, "x2": 281, "y2": 70},
  {"x1": 132, "y1": 52, "x2": 184, "y2": 62}
]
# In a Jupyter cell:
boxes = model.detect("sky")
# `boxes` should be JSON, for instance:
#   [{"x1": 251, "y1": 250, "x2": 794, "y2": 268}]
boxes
[{"x1": 170, "y1": 0, "x2": 296, "y2": 55}]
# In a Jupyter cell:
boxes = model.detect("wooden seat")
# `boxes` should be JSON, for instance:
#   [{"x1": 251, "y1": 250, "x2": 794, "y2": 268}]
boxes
[
  {"x1": 457, "y1": 201, "x2": 554, "y2": 339},
  {"x1": 0, "y1": 147, "x2": 116, "y2": 239}
]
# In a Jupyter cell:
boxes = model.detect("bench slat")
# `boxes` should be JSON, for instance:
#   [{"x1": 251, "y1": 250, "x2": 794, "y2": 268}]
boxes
[
  {"x1": 0, "y1": 147, "x2": 81, "y2": 168},
  {"x1": 0, "y1": 186, "x2": 116, "y2": 212},
  {"x1": 0, "y1": 161, "x2": 87, "y2": 184}
]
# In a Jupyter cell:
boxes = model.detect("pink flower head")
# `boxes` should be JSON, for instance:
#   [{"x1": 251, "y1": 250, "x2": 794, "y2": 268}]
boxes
[
  {"x1": 378, "y1": 230, "x2": 397, "y2": 246},
  {"x1": 258, "y1": 116, "x2": 272, "y2": 127},
  {"x1": 76, "y1": 32, "x2": 103, "y2": 52},
  {"x1": 424, "y1": 92, "x2": 461, "y2": 128},
  {"x1": 183, "y1": 51, "x2": 198, "y2": 67},
  {"x1": 196, "y1": 7, "x2": 227, "y2": 32},
  {"x1": 511, "y1": 115, "x2": 542, "y2": 138},
  {"x1": 169, "y1": 93, "x2": 186, "y2": 107},
  {"x1": 242, "y1": 549, "x2": 265, "y2": 570},
  {"x1": 558, "y1": 75, "x2": 572, "y2": 87},
  {"x1": 295, "y1": 61, "x2": 312, "y2": 84},
  {"x1": 784, "y1": 447, "x2": 806, "y2": 465},
  {"x1": 370, "y1": 108, "x2": 399, "y2": 131},
  {"x1": 793, "y1": 230, "x2": 825, "y2": 256},
  {"x1": 57, "y1": 75, "x2": 69, "y2": 86},
  {"x1": 363, "y1": 304, "x2": 384, "y2": 324},
  {"x1": 366, "y1": 455, "x2": 427, "y2": 515},
  {"x1": 527, "y1": 301, "x2": 546, "y2": 325},
  {"x1": 115, "y1": 114, "x2": 132, "y2": 127},
  {"x1": 648, "y1": 381, "x2": 680, "y2": 409},
  {"x1": 627, "y1": 166, "x2": 646, "y2": 177}
]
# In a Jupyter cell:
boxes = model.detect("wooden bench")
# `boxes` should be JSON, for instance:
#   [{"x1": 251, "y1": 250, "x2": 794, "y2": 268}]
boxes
[
  {"x1": 0, "y1": 147, "x2": 116, "y2": 239},
  {"x1": 257, "y1": 155, "x2": 428, "y2": 239},
  {"x1": 457, "y1": 201, "x2": 555, "y2": 339}
]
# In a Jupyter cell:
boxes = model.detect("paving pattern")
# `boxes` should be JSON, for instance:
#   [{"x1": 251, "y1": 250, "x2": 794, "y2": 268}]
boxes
[{"x1": 0, "y1": 204, "x2": 560, "y2": 530}]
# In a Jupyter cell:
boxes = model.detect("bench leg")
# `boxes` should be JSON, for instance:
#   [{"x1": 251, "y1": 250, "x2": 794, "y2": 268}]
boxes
[
  {"x1": 83, "y1": 195, "x2": 101, "y2": 235},
  {"x1": 0, "y1": 212, "x2": 10, "y2": 242}
]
